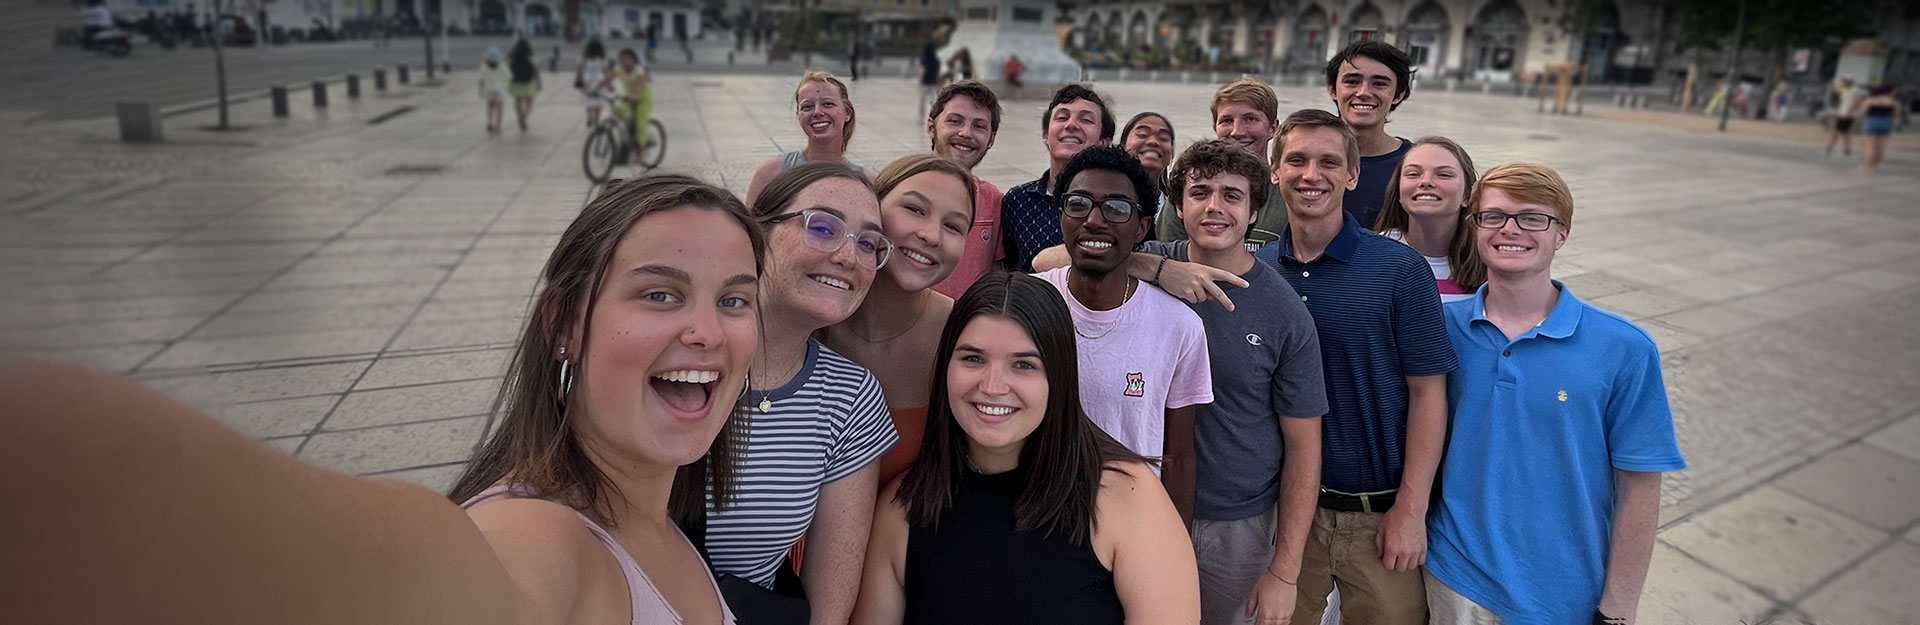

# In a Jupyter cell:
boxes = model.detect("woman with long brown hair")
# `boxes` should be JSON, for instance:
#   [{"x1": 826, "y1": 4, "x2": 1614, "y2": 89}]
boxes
[
  {"x1": 745, "y1": 70, "x2": 867, "y2": 205},
  {"x1": 1371, "y1": 136, "x2": 1484, "y2": 302},
  {"x1": 0, "y1": 174, "x2": 767, "y2": 625},
  {"x1": 852, "y1": 272, "x2": 1200, "y2": 625},
  {"x1": 708, "y1": 161, "x2": 899, "y2": 624},
  {"x1": 820, "y1": 154, "x2": 977, "y2": 486}
]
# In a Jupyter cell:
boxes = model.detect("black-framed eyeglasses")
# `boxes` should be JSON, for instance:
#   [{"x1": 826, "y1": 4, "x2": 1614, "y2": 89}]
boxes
[
  {"x1": 1468, "y1": 211, "x2": 1559, "y2": 232},
  {"x1": 762, "y1": 209, "x2": 895, "y2": 269},
  {"x1": 1059, "y1": 192, "x2": 1139, "y2": 224}
]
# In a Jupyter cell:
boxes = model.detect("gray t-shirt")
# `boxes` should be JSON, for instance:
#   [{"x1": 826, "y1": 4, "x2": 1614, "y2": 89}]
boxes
[
  {"x1": 1142, "y1": 240, "x2": 1329, "y2": 521},
  {"x1": 1156, "y1": 182, "x2": 1289, "y2": 253}
]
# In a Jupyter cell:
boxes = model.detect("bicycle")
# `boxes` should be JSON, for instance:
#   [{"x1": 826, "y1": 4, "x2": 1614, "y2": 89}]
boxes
[{"x1": 583, "y1": 110, "x2": 667, "y2": 184}]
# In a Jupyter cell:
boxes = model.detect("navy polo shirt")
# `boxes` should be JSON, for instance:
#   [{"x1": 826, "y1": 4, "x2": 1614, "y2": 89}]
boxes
[
  {"x1": 1000, "y1": 173, "x2": 1059, "y2": 273},
  {"x1": 1253, "y1": 212, "x2": 1457, "y2": 493},
  {"x1": 1427, "y1": 283, "x2": 1685, "y2": 625}
]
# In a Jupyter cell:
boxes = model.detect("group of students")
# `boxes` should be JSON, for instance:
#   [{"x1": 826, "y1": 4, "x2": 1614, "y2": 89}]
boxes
[{"x1": 0, "y1": 40, "x2": 1684, "y2": 625}]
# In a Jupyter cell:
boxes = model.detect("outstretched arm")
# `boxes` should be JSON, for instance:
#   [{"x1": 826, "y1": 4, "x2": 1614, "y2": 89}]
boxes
[
  {"x1": 0, "y1": 359, "x2": 548, "y2": 625},
  {"x1": 1028, "y1": 245, "x2": 1247, "y2": 310}
]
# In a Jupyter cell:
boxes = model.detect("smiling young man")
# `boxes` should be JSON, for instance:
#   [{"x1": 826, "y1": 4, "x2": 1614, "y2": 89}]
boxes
[
  {"x1": 1424, "y1": 164, "x2": 1683, "y2": 625},
  {"x1": 1160, "y1": 78, "x2": 1289, "y2": 251},
  {"x1": 925, "y1": 81, "x2": 1007, "y2": 298},
  {"x1": 1035, "y1": 145, "x2": 1212, "y2": 523},
  {"x1": 1252, "y1": 109, "x2": 1455, "y2": 625},
  {"x1": 1325, "y1": 41, "x2": 1415, "y2": 230},
  {"x1": 1138, "y1": 139, "x2": 1328, "y2": 625},
  {"x1": 1001, "y1": 84, "x2": 1115, "y2": 272}
]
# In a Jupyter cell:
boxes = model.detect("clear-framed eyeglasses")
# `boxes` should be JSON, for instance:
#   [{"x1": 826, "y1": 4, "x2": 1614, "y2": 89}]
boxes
[{"x1": 762, "y1": 209, "x2": 895, "y2": 269}]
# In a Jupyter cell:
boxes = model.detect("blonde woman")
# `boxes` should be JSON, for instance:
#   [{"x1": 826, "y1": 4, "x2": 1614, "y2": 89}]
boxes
[{"x1": 745, "y1": 70, "x2": 866, "y2": 205}]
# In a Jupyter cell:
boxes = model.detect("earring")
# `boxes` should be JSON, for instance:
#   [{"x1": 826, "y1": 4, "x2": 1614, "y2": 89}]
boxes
[{"x1": 557, "y1": 347, "x2": 575, "y2": 403}]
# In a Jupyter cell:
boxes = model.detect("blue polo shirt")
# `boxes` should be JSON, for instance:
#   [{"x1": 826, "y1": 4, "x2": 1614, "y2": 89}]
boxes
[
  {"x1": 1000, "y1": 173, "x2": 1059, "y2": 273},
  {"x1": 1253, "y1": 213, "x2": 1456, "y2": 493},
  {"x1": 1426, "y1": 283, "x2": 1685, "y2": 625}
]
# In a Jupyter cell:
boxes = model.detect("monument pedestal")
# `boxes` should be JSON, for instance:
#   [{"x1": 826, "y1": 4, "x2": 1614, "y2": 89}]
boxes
[{"x1": 940, "y1": 0, "x2": 1082, "y2": 96}]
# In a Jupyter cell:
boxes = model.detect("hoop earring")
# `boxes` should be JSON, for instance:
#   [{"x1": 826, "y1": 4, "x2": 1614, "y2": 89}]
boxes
[{"x1": 557, "y1": 347, "x2": 575, "y2": 403}]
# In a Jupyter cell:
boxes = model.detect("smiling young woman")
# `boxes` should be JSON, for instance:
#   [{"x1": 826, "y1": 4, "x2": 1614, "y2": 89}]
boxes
[
  {"x1": 745, "y1": 71, "x2": 868, "y2": 205},
  {"x1": 709, "y1": 161, "x2": 900, "y2": 624},
  {"x1": 820, "y1": 154, "x2": 978, "y2": 487},
  {"x1": 851, "y1": 272, "x2": 1200, "y2": 625},
  {"x1": 1, "y1": 174, "x2": 766, "y2": 625}
]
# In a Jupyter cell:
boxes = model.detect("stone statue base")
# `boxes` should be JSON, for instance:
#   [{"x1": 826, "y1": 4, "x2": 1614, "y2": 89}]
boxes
[{"x1": 939, "y1": 0, "x2": 1082, "y2": 95}]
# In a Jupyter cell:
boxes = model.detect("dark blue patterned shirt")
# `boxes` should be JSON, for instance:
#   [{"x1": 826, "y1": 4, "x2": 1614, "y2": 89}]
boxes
[{"x1": 1000, "y1": 173, "x2": 1060, "y2": 273}]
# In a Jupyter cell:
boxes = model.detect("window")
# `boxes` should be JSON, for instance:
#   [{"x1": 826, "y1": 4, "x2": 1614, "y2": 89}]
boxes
[{"x1": 1011, "y1": 7, "x2": 1042, "y2": 22}]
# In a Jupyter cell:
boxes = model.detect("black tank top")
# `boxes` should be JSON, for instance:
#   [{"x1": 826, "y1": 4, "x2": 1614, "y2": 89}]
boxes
[
  {"x1": 903, "y1": 464, "x2": 1124, "y2": 625},
  {"x1": 1866, "y1": 103, "x2": 1896, "y2": 117}
]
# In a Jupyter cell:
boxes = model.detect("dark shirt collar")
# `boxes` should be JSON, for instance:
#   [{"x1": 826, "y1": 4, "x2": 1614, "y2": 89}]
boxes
[{"x1": 1275, "y1": 212, "x2": 1364, "y2": 263}]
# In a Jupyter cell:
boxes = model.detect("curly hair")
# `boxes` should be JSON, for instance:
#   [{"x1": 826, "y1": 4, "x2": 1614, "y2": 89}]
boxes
[{"x1": 1167, "y1": 139, "x2": 1270, "y2": 217}]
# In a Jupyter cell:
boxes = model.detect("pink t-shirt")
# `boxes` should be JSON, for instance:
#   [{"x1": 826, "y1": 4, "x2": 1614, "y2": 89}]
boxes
[
  {"x1": 932, "y1": 177, "x2": 1005, "y2": 299},
  {"x1": 1038, "y1": 267, "x2": 1213, "y2": 467}
]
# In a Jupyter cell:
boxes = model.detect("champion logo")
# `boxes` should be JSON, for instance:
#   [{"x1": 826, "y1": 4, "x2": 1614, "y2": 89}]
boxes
[
  {"x1": 1245, "y1": 333, "x2": 1264, "y2": 346},
  {"x1": 1124, "y1": 372, "x2": 1145, "y2": 397}
]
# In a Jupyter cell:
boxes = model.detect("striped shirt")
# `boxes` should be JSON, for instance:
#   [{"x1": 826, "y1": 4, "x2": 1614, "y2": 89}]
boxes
[
  {"x1": 704, "y1": 339, "x2": 897, "y2": 587},
  {"x1": 1253, "y1": 213, "x2": 1457, "y2": 493}
]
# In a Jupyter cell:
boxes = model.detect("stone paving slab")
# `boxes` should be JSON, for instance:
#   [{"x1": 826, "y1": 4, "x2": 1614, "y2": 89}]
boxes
[{"x1": 4, "y1": 72, "x2": 1919, "y2": 621}]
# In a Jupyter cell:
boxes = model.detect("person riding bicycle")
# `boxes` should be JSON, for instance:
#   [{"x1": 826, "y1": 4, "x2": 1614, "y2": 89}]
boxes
[{"x1": 595, "y1": 47, "x2": 652, "y2": 163}]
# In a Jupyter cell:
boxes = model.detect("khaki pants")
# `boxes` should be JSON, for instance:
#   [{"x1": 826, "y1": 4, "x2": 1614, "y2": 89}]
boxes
[
  {"x1": 1424, "y1": 569, "x2": 1505, "y2": 624},
  {"x1": 1291, "y1": 507, "x2": 1427, "y2": 625},
  {"x1": 1192, "y1": 508, "x2": 1278, "y2": 625}
]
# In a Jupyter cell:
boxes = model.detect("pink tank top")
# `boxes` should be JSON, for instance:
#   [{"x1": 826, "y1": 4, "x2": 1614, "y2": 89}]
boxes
[{"x1": 461, "y1": 485, "x2": 737, "y2": 625}]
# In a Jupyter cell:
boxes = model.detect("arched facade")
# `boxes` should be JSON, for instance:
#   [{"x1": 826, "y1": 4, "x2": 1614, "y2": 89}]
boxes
[
  {"x1": 1345, "y1": 2, "x2": 1383, "y2": 46},
  {"x1": 1401, "y1": 0, "x2": 1449, "y2": 79},
  {"x1": 1291, "y1": 4, "x2": 1330, "y2": 72},
  {"x1": 1469, "y1": 0, "x2": 1527, "y2": 82}
]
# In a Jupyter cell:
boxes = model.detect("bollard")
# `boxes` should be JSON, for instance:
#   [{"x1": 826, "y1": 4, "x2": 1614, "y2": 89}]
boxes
[
  {"x1": 116, "y1": 100, "x2": 163, "y2": 142},
  {"x1": 1209, "y1": 72, "x2": 1219, "y2": 83},
  {"x1": 728, "y1": 50, "x2": 734, "y2": 65},
  {"x1": 346, "y1": 73, "x2": 360, "y2": 98},
  {"x1": 442, "y1": 62, "x2": 451, "y2": 74},
  {"x1": 1615, "y1": 92, "x2": 1626, "y2": 106},
  {"x1": 1149, "y1": 70, "x2": 1159, "y2": 82},
  {"x1": 312, "y1": 80, "x2": 328, "y2": 107},
  {"x1": 397, "y1": 64, "x2": 410, "y2": 84},
  {"x1": 271, "y1": 86, "x2": 290, "y2": 117},
  {"x1": 374, "y1": 68, "x2": 387, "y2": 91},
  {"x1": 1180, "y1": 71, "x2": 1190, "y2": 84},
  {"x1": 685, "y1": 47, "x2": 693, "y2": 63},
  {"x1": 804, "y1": 52, "x2": 811, "y2": 67}
]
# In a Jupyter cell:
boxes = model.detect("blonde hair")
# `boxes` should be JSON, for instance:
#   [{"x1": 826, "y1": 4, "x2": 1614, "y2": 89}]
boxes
[
  {"x1": 1472, "y1": 163, "x2": 1573, "y2": 228},
  {"x1": 1210, "y1": 78, "x2": 1279, "y2": 126},
  {"x1": 794, "y1": 70, "x2": 857, "y2": 150}
]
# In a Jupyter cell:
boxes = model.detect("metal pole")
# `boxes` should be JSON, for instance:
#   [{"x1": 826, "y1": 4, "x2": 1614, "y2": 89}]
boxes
[
  {"x1": 213, "y1": 0, "x2": 229, "y2": 129},
  {"x1": 425, "y1": 23, "x2": 436, "y2": 79},
  {"x1": 1718, "y1": 0, "x2": 1746, "y2": 132}
]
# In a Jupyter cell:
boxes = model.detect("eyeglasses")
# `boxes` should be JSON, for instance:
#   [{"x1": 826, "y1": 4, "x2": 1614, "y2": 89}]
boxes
[
  {"x1": 1059, "y1": 192, "x2": 1139, "y2": 224},
  {"x1": 1468, "y1": 211, "x2": 1559, "y2": 232},
  {"x1": 763, "y1": 209, "x2": 894, "y2": 269}
]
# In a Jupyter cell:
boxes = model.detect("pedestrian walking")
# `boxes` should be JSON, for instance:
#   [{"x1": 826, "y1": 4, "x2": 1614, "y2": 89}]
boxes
[
  {"x1": 476, "y1": 46, "x2": 510, "y2": 133},
  {"x1": 507, "y1": 40, "x2": 541, "y2": 131},
  {"x1": 918, "y1": 45, "x2": 941, "y2": 119},
  {"x1": 1857, "y1": 85, "x2": 1902, "y2": 173},
  {"x1": 1826, "y1": 76, "x2": 1866, "y2": 157},
  {"x1": 574, "y1": 38, "x2": 612, "y2": 128}
]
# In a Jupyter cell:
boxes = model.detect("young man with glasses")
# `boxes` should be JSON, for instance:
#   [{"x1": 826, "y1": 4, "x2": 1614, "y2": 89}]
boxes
[
  {"x1": 1424, "y1": 164, "x2": 1683, "y2": 625},
  {"x1": 1252, "y1": 109, "x2": 1455, "y2": 625},
  {"x1": 1140, "y1": 139, "x2": 1328, "y2": 625},
  {"x1": 1038, "y1": 145, "x2": 1213, "y2": 524}
]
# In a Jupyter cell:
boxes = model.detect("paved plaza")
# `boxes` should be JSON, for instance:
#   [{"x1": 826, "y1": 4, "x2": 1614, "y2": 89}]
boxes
[{"x1": 2, "y1": 68, "x2": 1918, "y2": 622}]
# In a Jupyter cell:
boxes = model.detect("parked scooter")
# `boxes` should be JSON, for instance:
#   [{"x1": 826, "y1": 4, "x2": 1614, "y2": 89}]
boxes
[{"x1": 82, "y1": 26, "x2": 133, "y2": 56}]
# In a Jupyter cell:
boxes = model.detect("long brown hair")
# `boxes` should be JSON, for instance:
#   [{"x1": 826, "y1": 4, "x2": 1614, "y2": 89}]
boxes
[
  {"x1": 448, "y1": 175, "x2": 765, "y2": 529},
  {"x1": 1371, "y1": 136, "x2": 1485, "y2": 291},
  {"x1": 872, "y1": 153, "x2": 977, "y2": 213},
  {"x1": 895, "y1": 272, "x2": 1145, "y2": 545}
]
